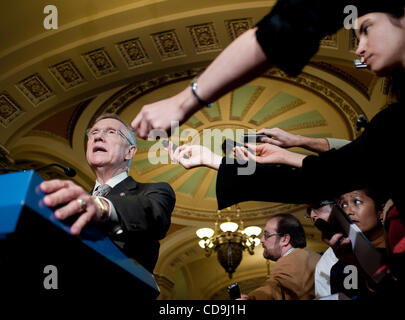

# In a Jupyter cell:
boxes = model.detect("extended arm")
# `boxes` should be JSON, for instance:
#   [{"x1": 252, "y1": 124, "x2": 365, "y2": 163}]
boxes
[
  {"x1": 131, "y1": 0, "x2": 344, "y2": 139},
  {"x1": 131, "y1": 28, "x2": 271, "y2": 139}
]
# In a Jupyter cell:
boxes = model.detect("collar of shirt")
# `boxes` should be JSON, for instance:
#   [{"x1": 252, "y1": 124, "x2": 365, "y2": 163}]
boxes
[
  {"x1": 282, "y1": 247, "x2": 295, "y2": 257},
  {"x1": 93, "y1": 171, "x2": 128, "y2": 194}
]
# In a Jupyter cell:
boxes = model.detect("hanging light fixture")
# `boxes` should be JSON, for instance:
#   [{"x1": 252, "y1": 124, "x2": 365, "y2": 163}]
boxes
[{"x1": 196, "y1": 206, "x2": 261, "y2": 279}]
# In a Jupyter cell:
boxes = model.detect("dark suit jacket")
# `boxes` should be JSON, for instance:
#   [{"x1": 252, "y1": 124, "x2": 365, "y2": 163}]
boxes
[{"x1": 104, "y1": 176, "x2": 175, "y2": 273}]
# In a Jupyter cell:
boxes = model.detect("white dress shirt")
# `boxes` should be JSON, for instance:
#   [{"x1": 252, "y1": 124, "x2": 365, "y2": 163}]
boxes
[
  {"x1": 93, "y1": 171, "x2": 128, "y2": 222},
  {"x1": 314, "y1": 247, "x2": 339, "y2": 298}
]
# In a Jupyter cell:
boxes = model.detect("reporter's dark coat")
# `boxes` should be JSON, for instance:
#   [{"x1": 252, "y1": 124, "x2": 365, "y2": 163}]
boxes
[{"x1": 104, "y1": 176, "x2": 175, "y2": 273}]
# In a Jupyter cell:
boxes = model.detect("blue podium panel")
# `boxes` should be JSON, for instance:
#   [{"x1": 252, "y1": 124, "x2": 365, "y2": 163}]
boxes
[{"x1": 0, "y1": 171, "x2": 160, "y2": 298}]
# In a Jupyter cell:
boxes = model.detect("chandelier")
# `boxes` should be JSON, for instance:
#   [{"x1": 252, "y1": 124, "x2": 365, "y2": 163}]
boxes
[{"x1": 196, "y1": 206, "x2": 261, "y2": 279}]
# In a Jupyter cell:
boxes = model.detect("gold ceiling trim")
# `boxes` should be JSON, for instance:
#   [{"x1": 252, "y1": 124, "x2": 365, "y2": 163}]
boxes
[
  {"x1": 91, "y1": 66, "x2": 206, "y2": 122},
  {"x1": 92, "y1": 65, "x2": 366, "y2": 140},
  {"x1": 263, "y1": 68, "x2": 366, "y2": 139},
  {"x1": 172, "y1": 203, "x2": 306, "y2": 222},
  {"x1": 309, "y1": 61, "x2": 377, "y2": 100}
]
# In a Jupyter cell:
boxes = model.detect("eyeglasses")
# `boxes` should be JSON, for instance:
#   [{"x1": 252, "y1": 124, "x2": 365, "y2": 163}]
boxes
[
  {"x1": 305, "y1": 200, "x2": 336, "y2": 219},
  {"x1": 86, "y1": 128, "x2": 133, "y2": 145},
  {"x1": 262, "y1": 231, "x2": 283, "y2": 240}
]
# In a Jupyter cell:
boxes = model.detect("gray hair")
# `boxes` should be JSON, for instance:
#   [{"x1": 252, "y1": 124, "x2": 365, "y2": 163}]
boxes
[{"x1": 91, "y1": 113, "x2": 137, "y2": 172}]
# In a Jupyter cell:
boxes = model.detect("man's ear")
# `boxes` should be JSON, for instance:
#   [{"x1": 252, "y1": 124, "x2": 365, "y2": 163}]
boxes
[
  {"x1": 125, "y1": 145, "x2": 137, "y2": 161},
  {"x1": 281, "y1": 233, "x2": 291, "y2": 247},
  {"x1": 377, "y1": 208, "x2": 384, "y2": 224}
]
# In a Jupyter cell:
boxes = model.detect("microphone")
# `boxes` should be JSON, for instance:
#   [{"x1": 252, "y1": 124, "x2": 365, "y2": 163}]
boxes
[
  {"x1": 0, "y1": 164, "x2": 76, "y2": 177},
  {"x1": 356, "y1": 114, "x2": 368, "y2": 131},
  {"x1": 0, "y1": 168, "x2": 21, "y2": 174},
  {"x1": 36, "y1": 163, "x2": 76, "y2": 177},
  {"x1": 354, "y1": 59, "x2": 367, "y2": 69}
]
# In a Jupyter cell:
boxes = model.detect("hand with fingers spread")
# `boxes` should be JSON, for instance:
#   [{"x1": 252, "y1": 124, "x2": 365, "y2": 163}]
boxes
[
  {"x1": 234, "y1": 143, "x2": 306, "y2": 167},
  {"x1": 40, "y1": 179, "x2": 109, "y2": 235},
  {"x1": 168, "y1": 142, "x2": 222, "y2": 170}
]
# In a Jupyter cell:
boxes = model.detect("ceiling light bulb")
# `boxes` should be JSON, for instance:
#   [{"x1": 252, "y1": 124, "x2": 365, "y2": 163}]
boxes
[
  {"x1": 196, "y1": 227, "x2": 214, "y2": 239},
  {"x1": 244, "y1": 226, "x2": 261, "y2": 237},
  {"x1": 198, "y1": 240, "x2": 206, "y2": 248},
  {"x1": 219, "y1": 222, "x2": 238, "y2": 232}
]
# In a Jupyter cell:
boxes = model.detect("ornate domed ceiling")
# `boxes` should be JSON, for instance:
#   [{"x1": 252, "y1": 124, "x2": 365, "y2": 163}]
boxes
[
  {"x1": 0, "y1": 0, "x2": 391, "y2": 299},
  {"x1": 122, "y1": 70, "x2": 364, "y2": 223}
]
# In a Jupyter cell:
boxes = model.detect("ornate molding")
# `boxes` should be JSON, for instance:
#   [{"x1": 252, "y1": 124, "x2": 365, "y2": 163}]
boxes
[
  {"x1": 0, "y1": 92, "x2": 24, "y2": 128},
  {"x1": 173, "y1": 203, "x2": 305, "y2": 221},
  {"x1": 263, "y1": 68, "x2": 365, "y2": 139},
  {"x1": 93, "y1": 67, "x2": 206, "y2": 122},
  {"x1": 309, "y1": 61, "x2": 376, "y2": 100}
]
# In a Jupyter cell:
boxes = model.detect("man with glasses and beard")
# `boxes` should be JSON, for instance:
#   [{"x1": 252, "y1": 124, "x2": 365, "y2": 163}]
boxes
[{"x1": 237, "y1": 214, "x2": 320, "y2": 300}]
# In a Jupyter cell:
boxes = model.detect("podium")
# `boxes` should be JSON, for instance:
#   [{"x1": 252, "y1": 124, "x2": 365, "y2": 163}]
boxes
[{"x1": 0, "y1": 170, "x2": 160, "y2": 298}]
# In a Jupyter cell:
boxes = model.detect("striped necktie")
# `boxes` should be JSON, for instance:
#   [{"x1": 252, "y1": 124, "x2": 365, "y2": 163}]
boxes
[{"x1": 93, "y1": 184, "x2": 112, "y2": 197}]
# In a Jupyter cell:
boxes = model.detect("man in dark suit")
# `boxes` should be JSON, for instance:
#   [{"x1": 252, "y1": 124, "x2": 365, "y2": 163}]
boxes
[{"x1": 40, "y1": 113, "x2": 175, "y2": 272}]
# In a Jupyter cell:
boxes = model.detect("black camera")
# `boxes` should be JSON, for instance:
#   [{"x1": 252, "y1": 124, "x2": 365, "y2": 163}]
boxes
[
  {"x1": 221, "y1": 139, "x2": 254, "y2": 156},
  {"x1": 227, "y1": 283, "x2": 241, "y2": 300},
  {"x1": 242, "y1": 133, "x2": 267, "y2": 143}
]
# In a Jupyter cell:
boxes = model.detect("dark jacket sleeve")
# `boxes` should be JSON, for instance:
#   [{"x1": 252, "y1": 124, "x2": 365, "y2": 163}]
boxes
[
  {"x1": 256, "y1": 0, "x2": 345, "y2": 76},
  {"x1": 107, "y1": 182, "x2": 175, "y2": 240}
]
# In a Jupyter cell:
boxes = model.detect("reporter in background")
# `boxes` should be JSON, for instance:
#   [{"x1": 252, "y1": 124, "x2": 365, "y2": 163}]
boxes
[
  {"x1": 238, "y1": 214, "x2": 320, "y2": 300},
  {"x1": 324, "y1": 188, "x2": 387, "y2": 299},
  {"x1": 307, "y1": 200, "x2": 339, "y2": 298}
]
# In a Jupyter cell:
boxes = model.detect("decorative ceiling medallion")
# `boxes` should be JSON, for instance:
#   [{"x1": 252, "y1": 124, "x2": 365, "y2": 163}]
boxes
[
  {"x1": 49, "y1": 59, "x2": 86, "y2": 90},
  {"x1": 116, "y1": 38, "x2": 151, "y2": 69},
  {"x1": 320, "y1": 34, "x2": 338, "y2": 48},
  {"x1": 248, "y1": 91, "x2": 305, "y2": 126},
  {"x1": 0, "y1": 92, "x2": 24, "y2": 128},
  {"x1": 187, "y1": 23, "x2": 220, "y2": 53},
  {"x1": 16, "y1": 73, "x2": 54, "y2": 106},
  {"x1": 225, "y1": 18, "x2": 253, "y2": 40},
  {"x1": 230, "y1": 85, "x2": 264, "y2": 121},
  {"x1": 151, "y1": 30, "x2": 185, "y2": 60},
  {"x1": 82, "y1": 48, "x2": 118, "y2": 78}
]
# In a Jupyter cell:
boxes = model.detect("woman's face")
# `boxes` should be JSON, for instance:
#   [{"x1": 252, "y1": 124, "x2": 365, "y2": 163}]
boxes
[
  {"x1": 355, "y1": 11, "x2": 405, "y2": 75},
  {"x1": 338, "y1": 189, "x2": 381, "y2": 233}
]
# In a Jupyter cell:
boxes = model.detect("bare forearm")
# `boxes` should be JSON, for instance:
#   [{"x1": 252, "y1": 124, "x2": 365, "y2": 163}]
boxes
[
  {"x1": 296, "y1": 136, "x2": 330, "y2": 153},
  {"x1": 202, "y1": 153, "x2": 223, "y2": 171},
  {"x1": 192, "y1": 28, "x2": 271, "y2": 106},
  {"x1": 282, "y1": 150, "x2": 306, "y2": 168}
]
